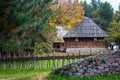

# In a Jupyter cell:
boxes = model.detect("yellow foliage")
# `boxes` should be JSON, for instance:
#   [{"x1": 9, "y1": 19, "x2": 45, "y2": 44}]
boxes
[{"x1": 49, "y1": 2, "x2": 84, "y2": 30}]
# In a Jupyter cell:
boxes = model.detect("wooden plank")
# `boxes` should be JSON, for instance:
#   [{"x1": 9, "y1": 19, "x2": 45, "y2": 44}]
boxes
[{"x1": 0, "y1": 55, "x2": 90, "y2": 61}]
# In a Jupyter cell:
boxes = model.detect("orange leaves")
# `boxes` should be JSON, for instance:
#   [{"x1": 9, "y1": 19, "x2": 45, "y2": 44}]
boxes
[{"x1": 49, "y1": 2, "x2": 84, "y2": 30}]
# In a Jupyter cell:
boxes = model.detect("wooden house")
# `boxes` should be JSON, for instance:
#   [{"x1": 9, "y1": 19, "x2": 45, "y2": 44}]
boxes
[{"x1": 63, "y1": 17, "x2": 109, "y2": 53}]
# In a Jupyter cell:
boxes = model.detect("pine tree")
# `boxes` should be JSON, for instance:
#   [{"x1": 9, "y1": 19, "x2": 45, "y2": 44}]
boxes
[
  {"x1": 105, "y1": 7, "x2": 120, "y2": 45},
  {"x1": 82, "y1": 0, "x2": 114, "y2": 30},
  {"x1": 0, "y1": 0, "x2": 56, "y2": 56}
]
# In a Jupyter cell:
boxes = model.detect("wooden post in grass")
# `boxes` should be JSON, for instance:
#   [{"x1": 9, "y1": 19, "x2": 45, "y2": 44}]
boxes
[
  {"x1": 79, "y1": 50, "x2": 81, "y2": 59},
  {"x1": 68, "y1": 53, "x2": 70, "y2": 64},
  {"x1": 52, "y1": 53, "x2": 56, "y2": 70},
  {"x1": 57, "y1": 54, "x2": 59, "y2": 68},
  {"x1": 39, "y1": 60, "x2": 41, "y2": 69},
  {"x1": 90, "y1": 48, "x2": 92, "y2": 56},
  {"x1": 66, "y1": 53, "x2": 69, "y2": 65},
  {"x1": 47, "y1": 53, "x2": 50, "y2": 68},
  {"x1": 48, "y1": 55, "x2": 51, "y2": 69},
  {"x1": 0, "y1": 53, "x2": 1, "y2": 59},
  {"x1": 84, "y1": 51, "x2": 86, "y2": 58},
  {"x1": 4, "y1": 56, "x2": 6, "y2": 70},
  {"x1": 37, "y1": 59, "x2": 40, "y2": 69},
  {"x1": 42, "y1": 60, "x2": 45, "y2": 69},
  {"x1": 13, "y1": 60, "x2": 16, "y2": 70},
  {"x1": 100, "y1": 50, "x2": 102, "y2": 55},
  {"x1": 62, "y1": 55, "x2": 65, "y2": 67},
  {"x1": 8, "y1": 54, "x2": 10, "y2": 70},
  {"x1": 72, "y1": 53, "x2": 75, "y2": 63}
]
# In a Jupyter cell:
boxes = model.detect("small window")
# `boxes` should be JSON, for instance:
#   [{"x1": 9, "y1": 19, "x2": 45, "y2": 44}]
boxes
[
  {"x1": 57, "y1": 45, "x2": 60, "y2": 48},
  {"x1": 75, "y1": 38, "x2": 79, "y2": 42}
]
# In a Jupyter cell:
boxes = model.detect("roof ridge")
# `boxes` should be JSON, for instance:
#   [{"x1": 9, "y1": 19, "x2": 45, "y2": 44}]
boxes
[{"x1": 64, "y1": 16, "x2": 109, "y2": 38}]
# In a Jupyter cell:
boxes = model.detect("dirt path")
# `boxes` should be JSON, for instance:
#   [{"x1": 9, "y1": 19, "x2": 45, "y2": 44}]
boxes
[
  {"x1": 32, "y1": 72, "x2": 49, "y2": 80},
  {"x1": 5, "y1": 72, "x2": 49, "y2": 80}
]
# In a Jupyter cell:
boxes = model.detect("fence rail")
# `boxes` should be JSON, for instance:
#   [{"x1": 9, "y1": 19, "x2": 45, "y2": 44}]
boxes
[
  {"x1": 0, "y1": 54, "x2": 90, "y2": 61},
  {"x1": 0, "y1": 51, "x2": 104, "y2": 71}
]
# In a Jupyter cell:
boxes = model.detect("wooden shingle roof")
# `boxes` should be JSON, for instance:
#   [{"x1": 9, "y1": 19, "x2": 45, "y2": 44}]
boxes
[{"x1": 64, "y1": 17, "x2": 109, "y2": 38}]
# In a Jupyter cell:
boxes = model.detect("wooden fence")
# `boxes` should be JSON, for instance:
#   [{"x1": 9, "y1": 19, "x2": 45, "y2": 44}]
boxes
[{"x1": 0, "y1": 51, "x2": 104, "y2": 70}]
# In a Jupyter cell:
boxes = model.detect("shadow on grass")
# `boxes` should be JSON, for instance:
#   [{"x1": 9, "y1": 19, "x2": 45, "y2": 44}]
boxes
[{"x1": 46, "y1": 73, "x2": 120, "y2": 80}]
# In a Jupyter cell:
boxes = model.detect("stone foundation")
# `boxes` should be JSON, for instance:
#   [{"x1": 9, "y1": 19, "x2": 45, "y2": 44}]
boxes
[
  {"x1": 52, "y1": 51, "x2": 120, "y2": 77},
  {"x1": 66, "y1": 48, "x2": 106, "y2": 53}
]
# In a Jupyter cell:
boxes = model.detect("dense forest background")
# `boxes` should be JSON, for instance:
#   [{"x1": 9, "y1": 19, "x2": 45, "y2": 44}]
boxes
[{"x1": 0, "y1": 0, "x2": 120, "y2": 56}]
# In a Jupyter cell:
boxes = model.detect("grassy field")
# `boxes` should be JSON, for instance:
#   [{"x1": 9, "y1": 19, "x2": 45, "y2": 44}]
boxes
[
  {"x1": 1, "y1": 58, "x2": 120, "y2": 80},
  {"x1": 0, "y1": 69, "x2": 50, "y2": 79},
  {"x1": 0, "y1": 59, "x2": 76, "y2": 79},
  {"x1": 0, "y1": 51, "x2": 118, "y2": 80},
  {"x1": 0, "y1": 69, "x2": 120, "y2": 80},
  {"x1": 47, "y1": 73, "x2": 120, "y2": 80}
]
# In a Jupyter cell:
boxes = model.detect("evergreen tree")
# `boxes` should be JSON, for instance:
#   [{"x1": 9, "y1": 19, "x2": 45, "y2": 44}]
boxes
[
  {"x1": 82, "y1": 0, "x2": 114, "y2": 30},
  {"x1": 91, "y1": 0, "x2": 98, "y2": 10},
  {"x1": 0, "y1": 0, "x2": 28, "y2": 55},
  {"x1": 83, "y1": 1, "x2": 93, "y2": 17},
  {"x1": 0, "y1": 0, "x2": 55, "y2": 56},
  {"x1": 19, "y1": 0, "x2": 55, "y2": 54},
  {"x1": 105, "y1": 7, "x2": 120, "y2": 45},
  {"x1": 99, "y1": 2, "x2": 113, "y2": 29}
]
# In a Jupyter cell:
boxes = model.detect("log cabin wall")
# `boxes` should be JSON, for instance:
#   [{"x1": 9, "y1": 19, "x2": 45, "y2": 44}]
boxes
[
  {"x1": 63, "y1": 17, "x2": 108, "y2": 53},
  {"x1": 64, "y1": 38, "x2": 105, "y2": 48}
]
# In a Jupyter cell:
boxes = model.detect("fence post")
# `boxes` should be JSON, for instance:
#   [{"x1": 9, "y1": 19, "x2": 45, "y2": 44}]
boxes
[
  {"x1": 52, "y1": 53, "x2": 56, "y2": 70},
  {"x1": 56, "y1": 53, "x2": 59, "y2": 68},
  {"x1": 0, "y1": 53, "x2": 1, "y2": 59},
  {"x1": 66, "y1": 53, "x2": 69, "y2": 65},
  {"x1": 90, "y1": 48, "x2": 92, "y2": 56},
  {"x1": 46, "y1": 53, "x2": 49, "y2": 69},
  {"x1": 62, "y1": 55, "x2": 65, "y2": 67},
  {"x1": 78, "y1": 50, "x2": 80, "y2": 60},
  {"x1": 69, "y1": 53, "x2": 71, "y2": 64},
  {"x1": 72, "y1": 53, "x2": 75, "y2": 63},
  {"x1": 3, "y1": 55, "x2": 6, "y2": 70},
  {"x1": 84, "y1": 51, "x2": 86, "y2": 57},
  {"x1": 7, "y1": 53, "x2": 10, "y2": 70},
  {"x1": 54, "y1": 49, "x2": 55, "y2": 55},
  {"x1": 32, "y1": 53, "x2": 35, "y2": 69}
]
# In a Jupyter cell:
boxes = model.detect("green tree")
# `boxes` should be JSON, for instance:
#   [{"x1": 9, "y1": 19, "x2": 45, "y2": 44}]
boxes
[
  {"x1": 99, "y1": 2, "x2": 114, "y2": 29},
  {"x1": 0, "y1": 0, "x2": 28, "y2": 55},
  {"x1": 83, "y1": 1, "x2": 93, "y2": 17},
  {"x1": 49, "y1": 1, "x2": 84, "y2": 30},
  {"x1": 105, "y1": 10, "x2": 120, "y2": 45},
  {"x1": 0, "y1": 0, "x2": 55, "y2": 56},
  {"x1": 91, "y1": 0, "x2": 98, "y2": 10},
  {"x1": 82, "y1": 0, "x2": 114, "y2": 30},
  {"x1": 19, "y1": 0, "x2": 56, "y2": 54}
]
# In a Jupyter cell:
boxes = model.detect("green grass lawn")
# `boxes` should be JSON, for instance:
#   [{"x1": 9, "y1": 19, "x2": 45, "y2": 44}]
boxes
[
  {"x1": 47, "y1": 73, "x2": 120, "y2": 80},
  {"x1": 0, "y1": 59, "x2": 78, "y2": 79},
  {"x1": 0, "y1": 69, "x2": 120, "y2": 80},
  {"x1": 0, "y1": 51, "x2": 118, "y2": 80},
  {"x1": 0, "y1": 69, "x2": 50, "y2": 79}
]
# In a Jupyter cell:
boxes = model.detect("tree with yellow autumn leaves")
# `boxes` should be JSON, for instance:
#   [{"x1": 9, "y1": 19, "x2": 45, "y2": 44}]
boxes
[{"x1": 49, "y1": 1, "x2": 84, "y2": 29}]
